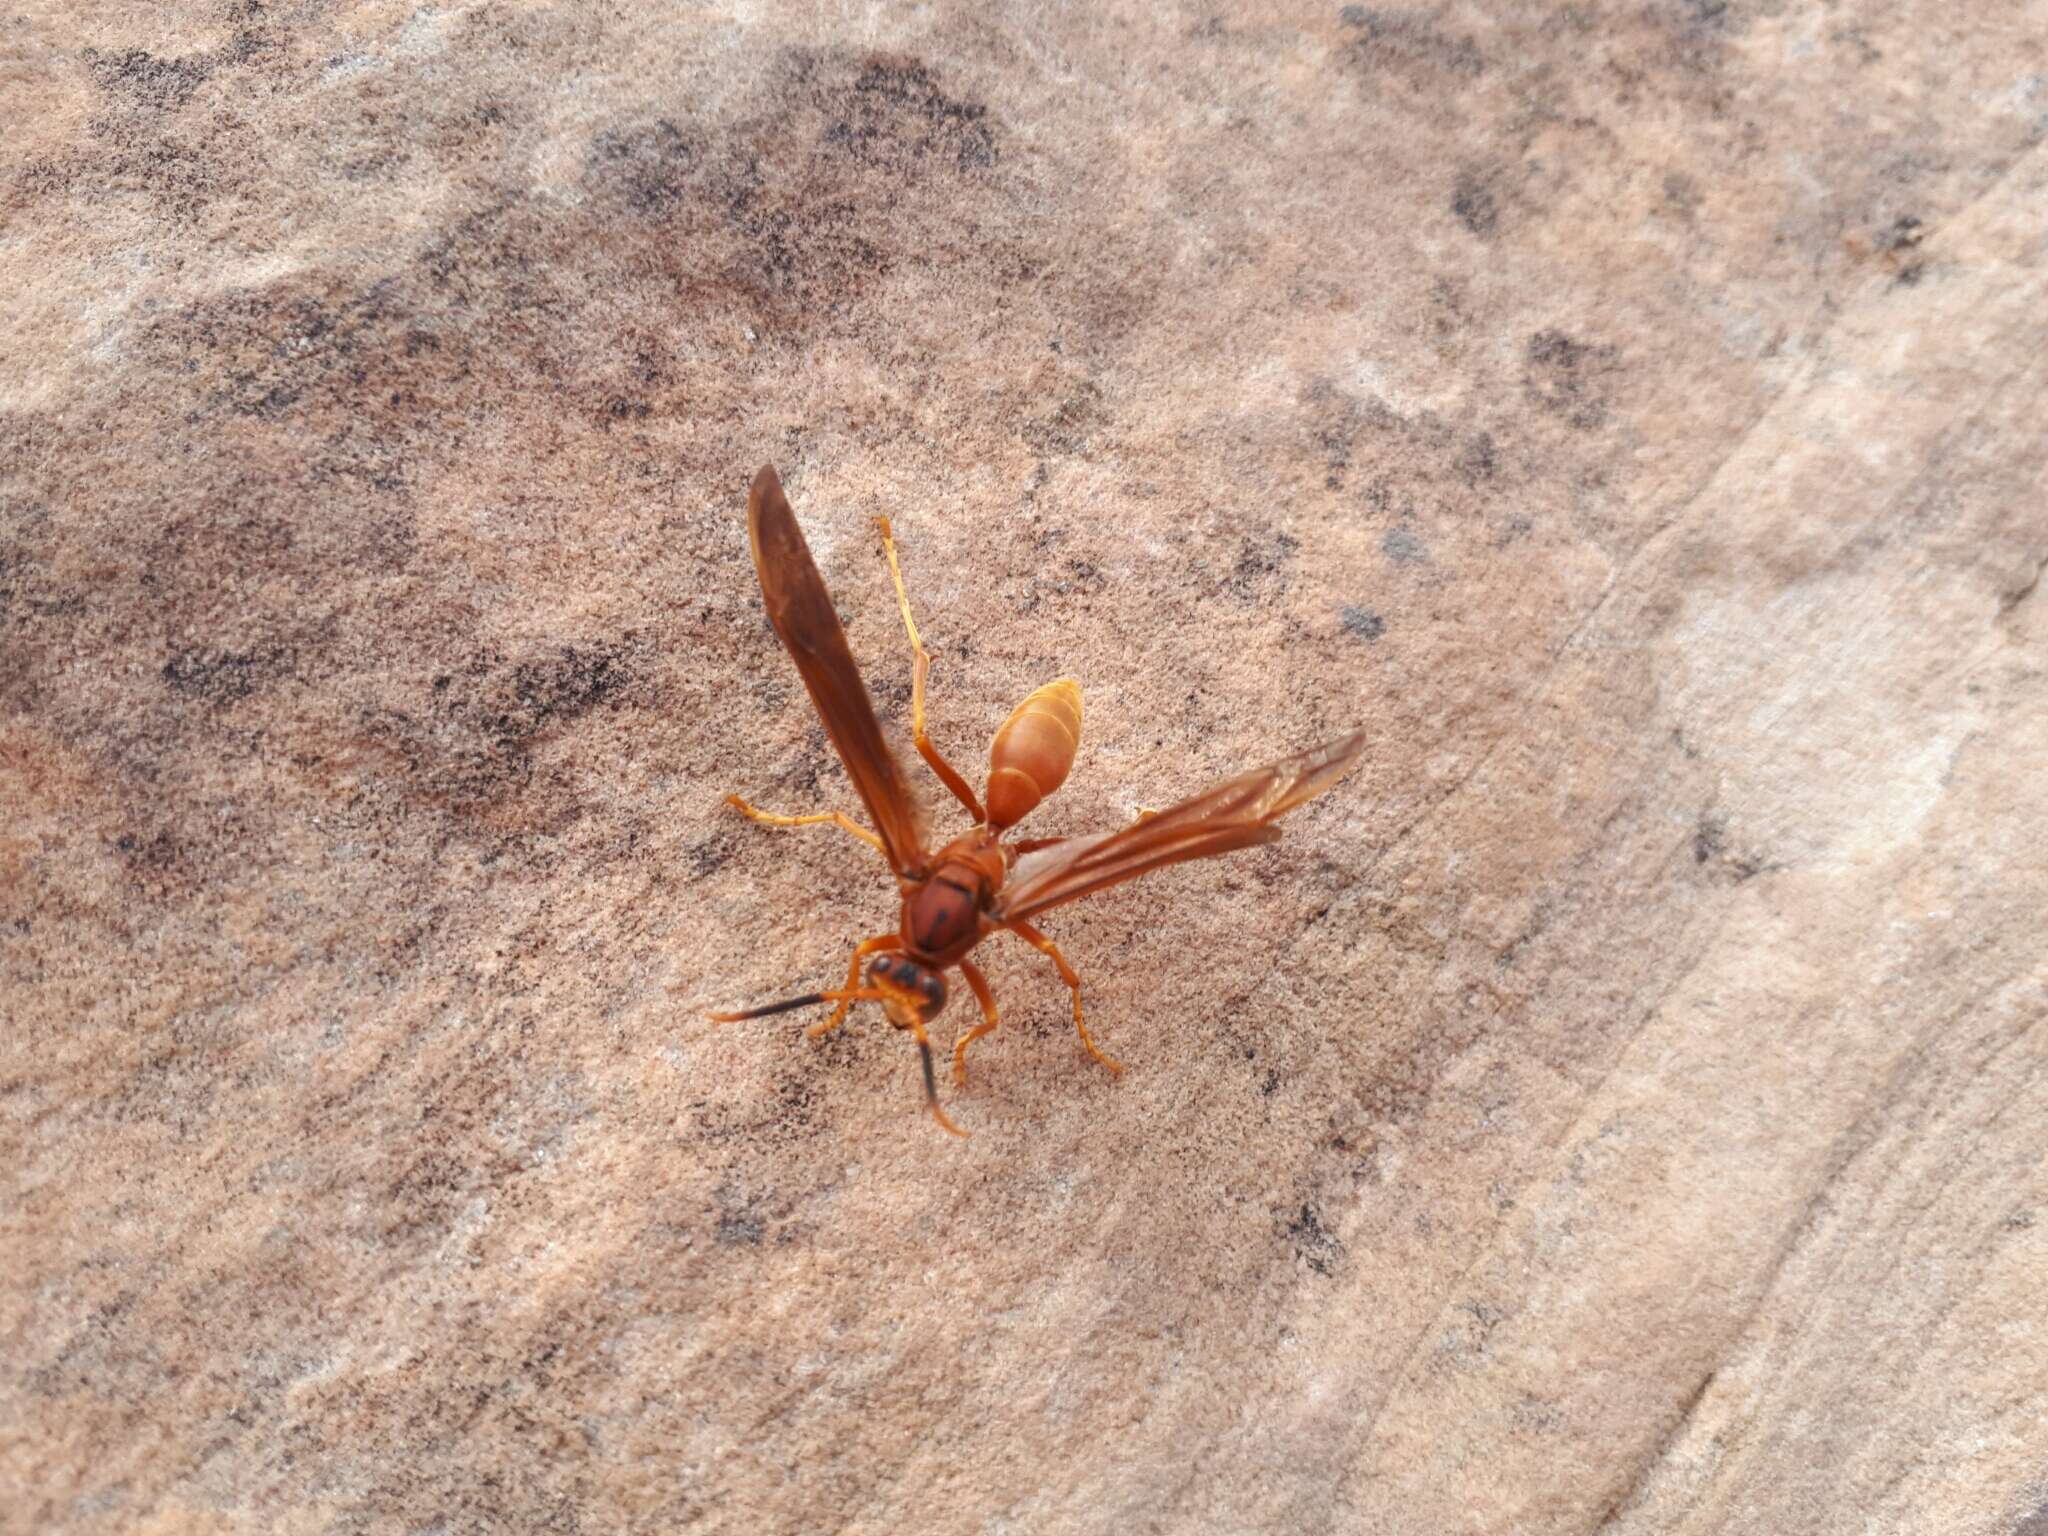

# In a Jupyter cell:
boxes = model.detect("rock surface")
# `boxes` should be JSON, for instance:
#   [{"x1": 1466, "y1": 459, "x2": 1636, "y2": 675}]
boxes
[{"x1": 5, "y1": 3, "x2": 2045, "y2": 1532}]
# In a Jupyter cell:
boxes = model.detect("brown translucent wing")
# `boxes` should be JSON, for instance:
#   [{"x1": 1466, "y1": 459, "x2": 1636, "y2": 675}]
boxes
[
  {"x1": 991, "y1": 730, "x2": 1367, "y2": 924},
  {"x1": 747, "y1": 465, "x2": 927, "y2": 875}
]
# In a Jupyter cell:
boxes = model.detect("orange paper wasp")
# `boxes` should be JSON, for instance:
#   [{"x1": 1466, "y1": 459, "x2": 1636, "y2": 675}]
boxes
[{"x1": 710, "y1": 465, "x2": 1366, "y2": 1135}]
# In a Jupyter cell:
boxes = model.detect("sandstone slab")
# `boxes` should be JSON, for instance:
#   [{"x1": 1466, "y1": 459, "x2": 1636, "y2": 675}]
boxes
[{"x1": 5, "y1": 4, "x2": 2045, "y2": 1532}]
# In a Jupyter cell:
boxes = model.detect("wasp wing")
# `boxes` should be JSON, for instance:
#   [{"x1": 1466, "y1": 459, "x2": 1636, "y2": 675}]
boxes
[
  {"x1": 990, "y1": 730, "x2": 1366, "y2": 925},
  {"x1": 747, "y1": 465, "x2": 927, "y2": 875}
]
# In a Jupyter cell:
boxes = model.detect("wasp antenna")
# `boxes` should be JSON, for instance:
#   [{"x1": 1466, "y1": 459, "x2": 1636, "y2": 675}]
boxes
[
  {"x1": 708, "y1": 985, "x2": 887, "y2": 1024},
  {"x1": 707, "y1": 992, "x2": 827, "y2": 1022}
]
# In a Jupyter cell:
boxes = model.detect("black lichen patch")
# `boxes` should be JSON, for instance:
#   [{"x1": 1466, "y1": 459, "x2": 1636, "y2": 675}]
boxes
[
  {"x1": 364, "y1": 641, "x2": 641, "y2": 823},
  {"x1": 69, "y1": 39, "x2": 276, "y2": 221},
  {"x1": 1339, "y1": 7, "x2": 1485, "y2": 92},
  {"x1": 600, "y1": 397, "x2": 652, "y2": 429},
  {"x1": 587, "y1": 119, "x2": 700, "y2": 216},
  {"x1": 687, "y1": 835, "x2": 735, "y2": 879},
  {"x1": 1303, "y1": 379, "x2": 1365, "y2": 490},
  {"x1": 84, "y1": 130, "x2": 224, "y2": 223},
  {"x1": 1300, "y1": 381, "x2": 1505, "y2": 552},
  {"x1": 108, "y1": 822, "x2": 228, "y2": 905},
  {"x1": 1283, "y1": 1203, "x2": 1345, "y2": 1276},
  {"x1": 1021, "y1": 555, "x2": 1109, "y2": 614},
  {"x1": 1693, "y1": 810, "x2": 1765, "y2": 882},
  {"x1": 1878, "y1": 214, "x2": 1928, "y2": 286},
  {"x1": 1454, "y1": 431, "x2": 1497, "y2": 486},
  {"x1": 1523, "y1": 329, "x2": 1620, "y2": 430},
  {"x1": 111, "y1": 44, "x2": 1015, "y2": 470},
  {"x1": 822, "y1": 57, "x2": 998, "y2": 174},
  {"x1": 376, "y1": 1138, "x2": 528, "y2": 1249},
  {"x1": 1999, "y1": 556, "x2": 2044, "y2": 618},
  {"x1": 1692, "y1": 813, "x2": 1726, "y2": 864},
  {"x1": 1381, "y1": 526, "x2": 1425, "y2": 563},
  {"x1": 113, "y1": 829, "x2": 181, "y2": 878},
  {"x1": 85, "y1": 48, "x2": 214, "y2": 112},
  {"x1": 162, "y1": 644, "x2": 296, "y2": 705},
  {"x1": 149, "y1": 282, "x2": 475, "y2": 477},
  {"x1": 1451, "y1": 169, "x2": 1497, "y2": 236},
  {"x1": 580, "y1": 51, "x2": 1006, "y2": 329},
  {"x1": 482, "y1": 644, "x2": 634, "y2": 750},
  {"x1": 692, "y1": 1063, "x2": 837, "y2": 1150},
  {"x1": 1022, "y1": 382, "x2": 1105, "y2": 457},
  {"x1": 714, "y1": 1204, "x2": 765, "y2": 1246},
  {"x1": 1229, "y1": 530, "x2": 1302, "y2": 600},
  {"x1": 1340, "y1": 605, "x2": 1386, "y2": 640}
]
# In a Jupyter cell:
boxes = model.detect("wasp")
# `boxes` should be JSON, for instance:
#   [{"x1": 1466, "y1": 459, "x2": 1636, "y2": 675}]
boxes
[{"x1": 711, "y1": 466, "x2": 1365, "y2": 1135}]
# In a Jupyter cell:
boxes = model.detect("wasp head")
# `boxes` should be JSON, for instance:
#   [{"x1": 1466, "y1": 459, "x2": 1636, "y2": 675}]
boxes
[{"x1": 866, "y1": 952, "x2": 947, "y2": 1028}]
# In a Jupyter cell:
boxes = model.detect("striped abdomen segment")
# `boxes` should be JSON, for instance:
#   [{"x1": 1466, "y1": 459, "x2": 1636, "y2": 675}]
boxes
[{"x1": 986, "y1": 679, "x2": 1082, "y2": 830}]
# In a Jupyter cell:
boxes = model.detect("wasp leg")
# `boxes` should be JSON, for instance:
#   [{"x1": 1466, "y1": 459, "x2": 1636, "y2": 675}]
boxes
[
  {"x1": 1006, "y1": 919, "x2": 1121, "y2": 1075},
  {"x1": 876, "y1": 515, "x2": 987, "y2": 824},
  {"x1": 952, "y1": 958, "x2": 1001, "y2": 1087},
  {"x1": 1008, "y1": 836, "x2": 1069, "y2": 856},
  {"x1": 725, "y1": 793, "x2": 886, "y2": 858},
  {"x1": 810, "y1": 932, "x2": 903, "y2": 1039}
]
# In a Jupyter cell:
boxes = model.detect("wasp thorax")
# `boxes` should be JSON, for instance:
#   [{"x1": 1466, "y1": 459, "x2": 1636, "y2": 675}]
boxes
[{"x1": 903, "y1": 868, "x2": 984, "y2": 963}]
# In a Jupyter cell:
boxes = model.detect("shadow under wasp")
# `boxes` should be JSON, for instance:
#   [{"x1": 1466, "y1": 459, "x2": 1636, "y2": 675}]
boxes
[{"x1": 710, "y1": 466, "x2": 1365, "y2": 1136}]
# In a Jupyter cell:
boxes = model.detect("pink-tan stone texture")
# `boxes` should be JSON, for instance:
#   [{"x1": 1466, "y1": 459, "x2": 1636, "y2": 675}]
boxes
[{"x1": 4, "y1": 2, "x2": 2046, "y2": 1532}]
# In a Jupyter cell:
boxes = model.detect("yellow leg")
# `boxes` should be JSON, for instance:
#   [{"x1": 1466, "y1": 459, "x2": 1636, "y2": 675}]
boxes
[
  {"x1": 726, "y1": 793, "x2": 884, "y2": 857},
  {"x1": 952, "y1": 958, "x2": 1001, "y2": 1087},
  {"x1": 809, "y1": 933, "x2": 902, "y2": 1039},
  {"x1": 1006, "y1": 919, "x2": 1121, "y2": 1075},
  {"x1": 876, "y1": 515, "x2": 987, "y2": 824}
]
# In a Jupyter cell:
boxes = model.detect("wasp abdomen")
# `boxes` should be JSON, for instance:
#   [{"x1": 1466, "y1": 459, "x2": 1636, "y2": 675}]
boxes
[{"x1": 986, "y1": 678, "x2": 1082, "y2": 830}]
